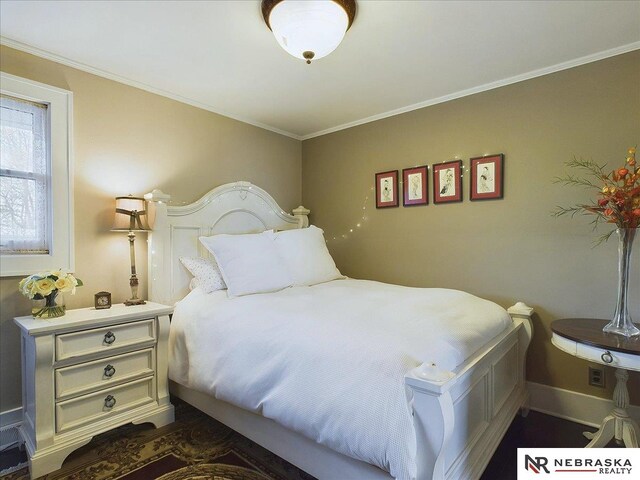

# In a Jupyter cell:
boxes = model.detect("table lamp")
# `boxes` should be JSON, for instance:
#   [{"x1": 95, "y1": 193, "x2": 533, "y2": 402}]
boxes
[{"x1": 112, "y1": 195, "x2": 149, "y2": 306}]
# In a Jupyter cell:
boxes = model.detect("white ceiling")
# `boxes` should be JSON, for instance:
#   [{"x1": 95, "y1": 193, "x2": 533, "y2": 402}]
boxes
[{"x1": 1, "y1": 1, "x2": 639, "y2": 140}]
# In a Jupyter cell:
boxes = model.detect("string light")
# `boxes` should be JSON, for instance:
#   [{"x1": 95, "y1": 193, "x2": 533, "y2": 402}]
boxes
[
  {"x1": 166, "y1": 157, "x2": 474, "y2": 245},
  {"x1": 325, "y1": 156, "x2": 475, "y2": 243},
  {"x1": 327, "y1": 187, "x2": 370, "y2": 243}
]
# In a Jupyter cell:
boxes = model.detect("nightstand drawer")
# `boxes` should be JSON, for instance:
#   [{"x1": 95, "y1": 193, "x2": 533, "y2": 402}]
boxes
[
  {"x1": 55, "y1": 348, "x2": 154, "y2": 399},
  {"x1": 56, "y1": 319, "x2": 156, "y2": 361},
  {"x1": 56, "y1": 377, "x2": 155, "y2": 433},
  {"x1": 576, "y1": 343, "x2": 640, "y2": 370},
  {"x1": 15, "y1": 302, "x2": 174, "y2": 478}
]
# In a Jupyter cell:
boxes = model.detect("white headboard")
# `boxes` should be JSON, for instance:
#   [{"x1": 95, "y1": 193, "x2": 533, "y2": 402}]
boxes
[{"x1": 145, "y1": 181, "x2": 310, "y2": 305}]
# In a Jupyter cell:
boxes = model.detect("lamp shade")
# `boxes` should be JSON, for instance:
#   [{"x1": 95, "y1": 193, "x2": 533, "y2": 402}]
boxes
[
  {"x1": 112, "y1": 196, "x2": 150, "y2": 231},
  {"x1": 264, "y1": 0, "x2": 355, "y2": 63}
]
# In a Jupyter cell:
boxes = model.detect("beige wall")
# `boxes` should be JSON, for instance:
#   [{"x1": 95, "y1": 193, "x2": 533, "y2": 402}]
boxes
[
  {"x1": 1, "y1": 44, "x2": 638, "y2": 416},
  {"x1": 302, "y1": 51, "x2": 640, "y2": 403},
  {"x1": 0, "y1": 46, "x2": 301, "y2": 412}
]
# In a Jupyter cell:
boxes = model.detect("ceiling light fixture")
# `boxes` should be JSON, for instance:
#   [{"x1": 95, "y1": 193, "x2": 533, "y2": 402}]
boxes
[{"x1": 261, "y1": 0, "x2": 357, "y2": 64}]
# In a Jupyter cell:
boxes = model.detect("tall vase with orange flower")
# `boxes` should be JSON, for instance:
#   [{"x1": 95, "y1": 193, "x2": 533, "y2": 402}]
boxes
[{"x1": 554, "y1": 147, "x2": 640, "y2": 337}]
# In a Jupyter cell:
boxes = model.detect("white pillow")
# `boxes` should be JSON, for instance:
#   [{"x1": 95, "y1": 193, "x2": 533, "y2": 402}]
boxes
[
  {"x1": 273, "y1": 225, "x2": 344, "y2": 286},
  {"x1": 179, "y1": 256, "x2": 226, "y2": 293},
  {"x1": 199, "y1": 231, "x2": 292, "y2": 297}
]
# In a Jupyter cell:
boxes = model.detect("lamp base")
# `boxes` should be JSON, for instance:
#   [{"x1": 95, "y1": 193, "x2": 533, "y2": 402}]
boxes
[{"x1": 124, "y1": 298, "x2": 146, "y2": 306}]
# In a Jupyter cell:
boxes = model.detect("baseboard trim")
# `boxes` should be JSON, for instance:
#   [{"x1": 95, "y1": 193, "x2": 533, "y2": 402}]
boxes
[
  {"x1": 527, "y1": 381, "x2": 640, "y2": 428},
  {"x1": 0, "y1": 407, "x2": 22, "y2": 428}
]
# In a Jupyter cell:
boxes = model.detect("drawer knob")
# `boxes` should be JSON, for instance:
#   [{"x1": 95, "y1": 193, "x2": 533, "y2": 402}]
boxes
[
  {"x1": 103, "y1": 331, "x2": 116, "y2": 345},
  {"x1": 104, "y1": 395, "x2": 117, "y2": 408},
  {"x1": 104, "y1": 364, "x2": 116, "y2": 378},
  {"x1": 601, "y1": 351, "x2": 613, "y2": 364}
]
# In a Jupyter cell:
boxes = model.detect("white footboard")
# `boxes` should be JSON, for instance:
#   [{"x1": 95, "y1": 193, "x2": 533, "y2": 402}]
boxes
[{"x1": 405, "y1": 302, "x2": 534, "y2": 480}]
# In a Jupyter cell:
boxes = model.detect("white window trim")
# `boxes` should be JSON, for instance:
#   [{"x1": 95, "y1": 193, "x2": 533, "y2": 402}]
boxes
[{"x1": 1, "y1": 72, "x2": 74, "y2": 277}]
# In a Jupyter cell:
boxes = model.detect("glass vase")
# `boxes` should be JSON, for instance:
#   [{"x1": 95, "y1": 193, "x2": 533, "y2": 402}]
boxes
[
  {"x1": 603, "y1": 228, "x2": 639, "y2": 337},
  {"x1": 32, "y1": 290, "x2": 66, "y2": 319}
]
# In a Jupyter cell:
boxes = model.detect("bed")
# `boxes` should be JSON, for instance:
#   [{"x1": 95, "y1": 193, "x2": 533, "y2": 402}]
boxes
[{"x1": 145, "y1": 181, "x2": 534, "y2": 480}]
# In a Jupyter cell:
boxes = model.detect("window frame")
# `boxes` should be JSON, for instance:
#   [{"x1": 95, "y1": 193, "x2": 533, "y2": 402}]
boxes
[{"x1": 0, "y1": 72, "x2": 74, "y2": 277}]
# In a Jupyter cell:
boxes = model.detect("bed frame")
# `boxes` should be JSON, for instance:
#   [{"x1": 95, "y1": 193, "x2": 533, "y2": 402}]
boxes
[{"x1": 145, "y1": 181, "x2": 534, "y2": 480}]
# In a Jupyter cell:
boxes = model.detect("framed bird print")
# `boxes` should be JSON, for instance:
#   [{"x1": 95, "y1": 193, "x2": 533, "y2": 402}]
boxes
[
  {"x1": 402, "y1": 166, "x2": 428, "y2": 206},
  {"x1": 375, "y1": 170, "x2": 399, "y2": 208},
  {"x1": 432, "y1": 160, "x2": 462, "y2": 204},
  {"x1": 470, "y1": 154, "x2": 504, "y2": 200}
]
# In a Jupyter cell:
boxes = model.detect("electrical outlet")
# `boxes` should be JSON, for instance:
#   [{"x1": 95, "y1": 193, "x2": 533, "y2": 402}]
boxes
[{"x1": 589, "y1": 367, "x2": 605, "y2": 388}]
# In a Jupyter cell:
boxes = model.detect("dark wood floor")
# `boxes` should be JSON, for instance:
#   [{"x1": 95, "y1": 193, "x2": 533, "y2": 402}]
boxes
[
  {"x1": 480, "y1": 410, "x2": 611, "y2": 480},
  {"x1": 0, "y1": 409, "x2": 607, "y2": 479}
]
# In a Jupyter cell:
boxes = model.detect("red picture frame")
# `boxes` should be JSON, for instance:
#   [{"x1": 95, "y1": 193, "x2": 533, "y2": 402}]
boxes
[
  {"x1": 432, "y1": 160, "x2": 463, "y2": 204},
  {"x1": 402, "y1": 166, "x2": 428, "y2": 206},
  {"x1": 375, "y1": 170, "x2": 399, "y2": 208},
  {"x1": 470, "y1": 154, "x2": 504, "y2": 200}
]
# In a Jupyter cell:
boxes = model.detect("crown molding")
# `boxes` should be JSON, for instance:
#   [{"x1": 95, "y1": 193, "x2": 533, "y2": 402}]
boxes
[
  {"x1": 0, "y1": 36, "x2": 303, "y2": 141},
  {"x1": 2, "y1": 35, "x2": 638, "y2": 143},
  {"x1": 300, "y1": 41, "x2": 640, "y2": 140}
]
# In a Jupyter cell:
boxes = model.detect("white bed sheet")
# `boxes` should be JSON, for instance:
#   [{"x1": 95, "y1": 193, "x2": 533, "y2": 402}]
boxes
[{"x1": 168, "y1": 279, "x2": 511, "y2": 480}]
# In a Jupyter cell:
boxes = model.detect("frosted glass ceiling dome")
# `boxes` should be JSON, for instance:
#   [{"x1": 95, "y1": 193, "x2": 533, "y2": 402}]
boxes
[{"x1": 262, "y1": 0, "x2": 357, "y2": 64}]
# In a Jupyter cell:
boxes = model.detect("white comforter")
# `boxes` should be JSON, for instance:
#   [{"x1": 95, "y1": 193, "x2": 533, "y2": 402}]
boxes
[{"x1": 169, "y1": 279, "x2": 511, "y2": 480}]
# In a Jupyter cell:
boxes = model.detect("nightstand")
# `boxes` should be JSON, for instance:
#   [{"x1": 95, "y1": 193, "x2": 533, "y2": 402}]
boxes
[
  {"x1": 551, "y1": 318, "x2": 640, "y2": 448},
  {"x1": 14, "y1": 302, "x2": 175, "y2": 478}
]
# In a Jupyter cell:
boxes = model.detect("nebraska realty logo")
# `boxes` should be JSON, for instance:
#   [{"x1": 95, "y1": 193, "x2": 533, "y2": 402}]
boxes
[{"x1": 518, "y1": 449, "x2": 639, "y2": 478}]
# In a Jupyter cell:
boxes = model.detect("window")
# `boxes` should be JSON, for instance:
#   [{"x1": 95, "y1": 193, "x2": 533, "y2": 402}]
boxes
[
  {"x1": 1, "y1": 94, "x2": 50, "y2": 255},
  {"x1": 0, "y1": 73, "x2": 73, "y2": 277}
]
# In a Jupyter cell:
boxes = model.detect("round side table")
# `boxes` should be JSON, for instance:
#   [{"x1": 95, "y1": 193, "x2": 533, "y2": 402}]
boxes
[{"x1": 551, "y1": 318, "x2": 640, "y2": 448}]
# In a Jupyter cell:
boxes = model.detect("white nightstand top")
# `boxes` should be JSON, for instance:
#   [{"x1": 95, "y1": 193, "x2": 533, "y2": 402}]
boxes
[{"x1": 14, "y1": 302, "x2": 173, "y2": 335}]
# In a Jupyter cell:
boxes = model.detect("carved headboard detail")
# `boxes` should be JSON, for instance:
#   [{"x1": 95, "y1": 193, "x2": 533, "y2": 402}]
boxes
[{"x1": 145, "y1": 181, "x2": 309, "y2": 304}]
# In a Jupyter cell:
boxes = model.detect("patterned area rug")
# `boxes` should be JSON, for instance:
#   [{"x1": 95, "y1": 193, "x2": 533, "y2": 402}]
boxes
[{"x1": 2, "y1": 399, "x2": 315, "y2": 480}]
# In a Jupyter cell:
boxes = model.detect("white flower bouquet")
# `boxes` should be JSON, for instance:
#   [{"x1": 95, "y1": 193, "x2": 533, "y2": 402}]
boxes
[{"x1": 19, "y1": 270, "x2": 83, "y2": 318}]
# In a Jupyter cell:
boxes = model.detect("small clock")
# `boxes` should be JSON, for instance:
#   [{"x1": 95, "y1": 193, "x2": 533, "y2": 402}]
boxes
[{"x1": 95, "y1": 291, "x2": 112, "y2": 310}]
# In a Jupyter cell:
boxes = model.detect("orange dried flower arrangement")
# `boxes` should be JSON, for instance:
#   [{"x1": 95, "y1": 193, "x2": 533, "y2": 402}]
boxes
[
  {"x1": 554, "y1": 147, "x2": 639, "y2": 337},
  {"x1": 554, "y1": 147, "x2": 639, "y2": 243}
]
